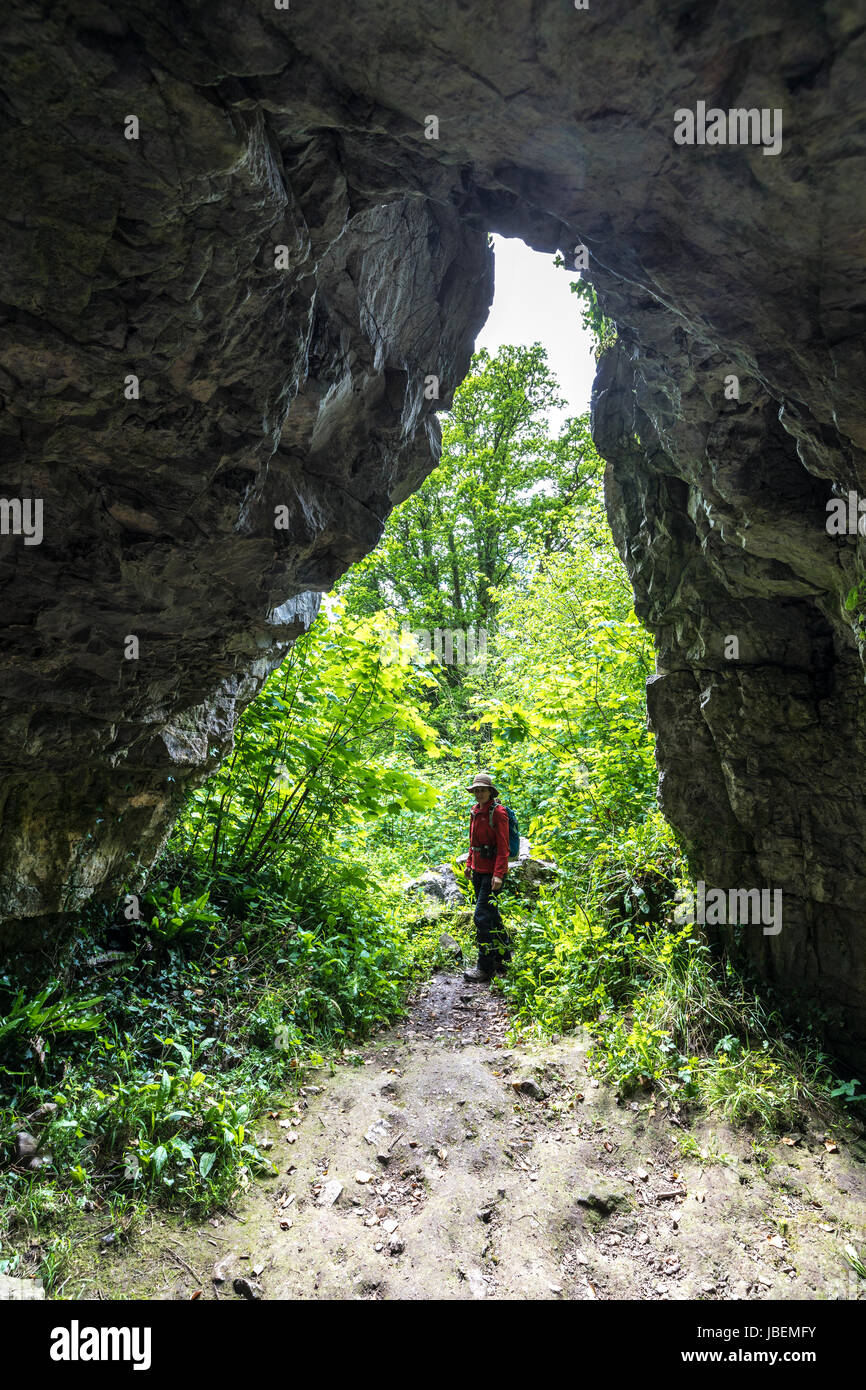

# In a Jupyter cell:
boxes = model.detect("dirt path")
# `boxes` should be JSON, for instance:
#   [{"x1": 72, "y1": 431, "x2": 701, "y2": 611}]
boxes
[{"x1": 76, "y1": 974, "x2": 865, "y2": 1301}]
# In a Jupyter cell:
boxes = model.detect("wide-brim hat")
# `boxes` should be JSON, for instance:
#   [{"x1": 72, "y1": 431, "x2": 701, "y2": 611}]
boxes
[{"x1": 468, "y1": 772, "x2": 498, "y2": 795}]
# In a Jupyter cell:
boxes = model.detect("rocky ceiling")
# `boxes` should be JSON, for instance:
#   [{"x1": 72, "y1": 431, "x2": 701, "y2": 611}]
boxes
[{"x1": 1, "y1": 1, "x2": 864, "y2": 1067}]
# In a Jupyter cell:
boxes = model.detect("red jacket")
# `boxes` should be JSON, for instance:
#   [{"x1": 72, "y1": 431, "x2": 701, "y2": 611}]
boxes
[{"x1": 468, "y1": 800, "x2": 510, "y2": 879}]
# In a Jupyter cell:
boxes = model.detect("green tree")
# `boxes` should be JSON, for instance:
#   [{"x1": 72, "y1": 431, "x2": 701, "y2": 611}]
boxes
[
  {"x1": 462, "y1": 497, "x2": 657, "y2": 868},
  {"x1": 338, "y1": 344, "x2": 603, "y2": 634},
  {"x1": 172, "y1": 604, "x2": 442, "y2": 878}
]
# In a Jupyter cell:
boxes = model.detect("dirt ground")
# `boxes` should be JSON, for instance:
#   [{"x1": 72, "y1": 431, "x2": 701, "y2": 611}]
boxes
[{"x1": 65, "y1": 972, "x2": 866, "y2": 1301}]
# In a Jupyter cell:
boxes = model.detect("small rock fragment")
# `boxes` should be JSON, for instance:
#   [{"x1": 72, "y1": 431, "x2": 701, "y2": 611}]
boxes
[
  {"x1": 439, "y1": 932, "x2": 463, "y2": 961},
  {"x1": 27, "y1": 1103, "x2": 58, "y2": 1124},
  {"x1": 364, "y1": 1119, "x2": 391, "y2": 1146},
  {"x1": 233, "y1": 1277, "x2": 262, "y2": 1300},
  {"x1": 512, "y1": 1078, "x2": 546, "y2": 1100},
  {"x1": 317, "y1": 1180, "x2": 343, "y2": 1207}
]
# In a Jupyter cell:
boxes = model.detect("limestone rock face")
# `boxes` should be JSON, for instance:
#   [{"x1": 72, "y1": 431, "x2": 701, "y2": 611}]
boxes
[{"x1": 2, "y1": 4, "x2": 866, "y2": 1064}]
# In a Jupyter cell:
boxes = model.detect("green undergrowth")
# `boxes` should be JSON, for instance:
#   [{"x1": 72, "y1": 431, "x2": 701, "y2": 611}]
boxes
[
  {"x1": 0, "y1": 855, "x2": 450, "y2": 1293},
  {"x1": 499, "y1": 818, "x2": 864, "y2": 1144}
]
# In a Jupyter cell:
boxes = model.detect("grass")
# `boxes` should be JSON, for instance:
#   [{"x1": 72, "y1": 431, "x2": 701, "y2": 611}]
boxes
[
  {"x1": 0, "y1": 853, "x2": 451, "y2": 1286},
  {"x1": 499, "y1": 838, "x2": 865, "y2": 1142},
  {"x1": 672, "y1": 1130, "x2": 737, "y2": 1168},
  {"x1": 2, "y1": 813, "x2": 863, "y2": 1296}
]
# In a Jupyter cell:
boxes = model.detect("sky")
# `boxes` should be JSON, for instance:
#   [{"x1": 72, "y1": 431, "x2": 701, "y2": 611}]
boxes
[
  {"x1": 323, "y1": 236, "x2": 598, "y2": 618},
  {"x1": 475, "y1": 235, "x2": 598, "y2": 430}
]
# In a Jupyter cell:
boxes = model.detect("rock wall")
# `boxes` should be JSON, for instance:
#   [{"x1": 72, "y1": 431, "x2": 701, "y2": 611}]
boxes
[{"x1": 1, "y1": 2, "x2": 864, "y2": 1065}]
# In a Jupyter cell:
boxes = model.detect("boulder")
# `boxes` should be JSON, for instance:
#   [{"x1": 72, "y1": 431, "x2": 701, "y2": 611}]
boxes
[
  {"x1": 409, "y1": 848, "x2": 556, "y2": 903},
  {"x1": 405, "y1": 864, "x2": 464, "y2": 907}
]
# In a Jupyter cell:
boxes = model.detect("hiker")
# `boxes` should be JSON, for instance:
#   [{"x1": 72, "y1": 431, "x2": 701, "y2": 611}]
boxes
[{"x1": 462, "y1": 772, "x2": 511, "y2": 983}]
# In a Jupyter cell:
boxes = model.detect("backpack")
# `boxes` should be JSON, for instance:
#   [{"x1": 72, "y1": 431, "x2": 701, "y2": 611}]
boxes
[{"x1": 488, "y1": 800, "x2": 520, "y2": 858}]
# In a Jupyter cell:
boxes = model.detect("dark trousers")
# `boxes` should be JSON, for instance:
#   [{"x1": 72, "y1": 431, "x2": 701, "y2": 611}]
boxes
[{"x1": 472, "y1": 870, "x2": 510, "y2": 971}]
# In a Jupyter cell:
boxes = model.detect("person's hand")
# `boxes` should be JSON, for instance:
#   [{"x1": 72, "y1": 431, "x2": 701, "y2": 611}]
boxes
[
  {"x1": 492, "y1": 876, "x2": 503, "y2": 892},
  {"x1": 464, "y1": 865, "x2": 472, "y2": 879}
]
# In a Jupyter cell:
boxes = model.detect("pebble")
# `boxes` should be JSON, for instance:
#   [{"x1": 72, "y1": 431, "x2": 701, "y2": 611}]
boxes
[
  {"x1": 15, "y1": 1132, "x2": 38, "y2": 1159},
  {"x1": 513, "y1": 1079, "x2": 546, "y2": 1101}
]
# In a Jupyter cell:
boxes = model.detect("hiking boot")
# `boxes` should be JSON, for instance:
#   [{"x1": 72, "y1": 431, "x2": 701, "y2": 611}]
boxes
[
  {"x1": 463, "y1": 964, "x2": 491, "y2": 983},
  {"x1": 491, "y1": 962, "x2": 509, "y2": 978}
]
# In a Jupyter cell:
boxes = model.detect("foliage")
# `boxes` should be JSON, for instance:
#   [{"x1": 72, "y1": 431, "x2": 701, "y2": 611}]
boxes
[
  {"x1": 0, "y1": 982, "x2": 104, "y2": 1055},
  {"x1": 552, "y1": 257, "x2": 618, "y2": 358},
  {"x1": 338, "y1": 345, "x2": 603, "y2": 633},
  {"x1": 0, "y1": 853, "x2": 441, "y2": 1246},
  {"x1": 500, "y1": 817, "x2": 852, "y2": 1131},
  {"x1": 3, "y1": 334, "x2": 861, "y2": 1290},
  {"x1": 142, "y1": 884, "x2": 221, "y2": 944},
  {"x1": 465, "y1": 501, "x2": 657, "y2": 871},
  {"x1": 171, "y1": 603, "x2": 441, "y2": 879}
]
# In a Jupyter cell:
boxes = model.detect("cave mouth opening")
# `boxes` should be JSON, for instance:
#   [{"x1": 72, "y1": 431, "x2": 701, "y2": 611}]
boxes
[{"x1": 478, "y1": 233, "x2": 598, "y2": 429}]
